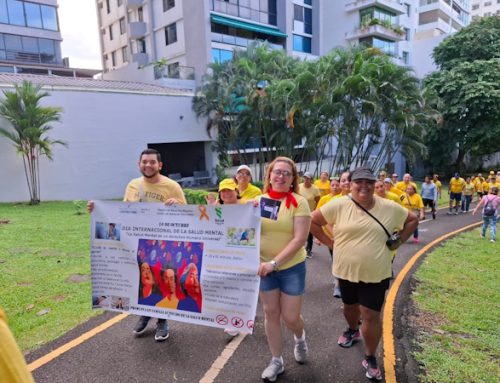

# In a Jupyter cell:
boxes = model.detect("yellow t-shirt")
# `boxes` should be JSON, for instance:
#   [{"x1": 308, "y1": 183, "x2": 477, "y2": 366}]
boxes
[
  {"x1": 259, "y1": 193, "x2": 310, "y2": 270},
  {"x1": 239, "y1": 183, "x2": 262, "y2": 200},
  {"x1": 298, "y1": 183, "x2": 320, "y2": 211},
  {"x1": 449, "y1": 177, "x2": 466, "y2": 193},
  {"x1": 488, "y1": 182, "x2": 500, "y2": 192},
  {"x1": 123, "y1": 176, "x2": 186, "y2": 204},
  {"x1": 432, "y1": 180, "x2": 442, "y2": 190},
  {"x1": 156, "y1": 295, "x2": 179, "y2": 309},
  {"x1": 464, "y1": 183, "x2": 475, "y2": 196},
  {"x1": 390, "y1": 186, "x2": 404, "y2": 197},
  {"x1": 320, "y1": 196, "x2": 408, "y2": 283},
  {"x1": 0, "y1": 307, "x2": 35, "y2": 383},
  {"x1": 483, "y1": 181, "x2": 490, "y2": 193},
  {"x1": 385, "y1": 191, "x2": 402, "y2": 204},
  {"x1": 401, "y1": 193, "x2": 424, "y2": 212},
  {"x1": 314, "y1": 179, "x2": 330, "y2": 197},
  {"x1": 316, "y1": 193, "x2": 342, "y2": 238},
  {"x1": 395, "y1": 181, "x2": 418, "y2": 193},
  {"x1": 474, "y1": 178, "x2": 485, "y2": 193}
]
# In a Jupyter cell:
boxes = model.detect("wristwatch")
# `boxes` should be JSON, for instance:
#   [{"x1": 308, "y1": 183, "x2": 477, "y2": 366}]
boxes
[{"x1": 270, "y1": 260, "x2": 278, "y2": 271}]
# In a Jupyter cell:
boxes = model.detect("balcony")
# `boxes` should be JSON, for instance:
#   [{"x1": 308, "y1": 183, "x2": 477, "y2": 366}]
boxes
[
  {"x1": 345, "y1": 0, "x2": 406, "y2": 15},
  {"x1": 132, "y1": 52, "x2": 148, "y2": 65},
  {"x1": 346, "y1": 23, "x2": 405, "y2": 42},
  {"x1": 154, "y1": 65, "x2": 195, "y2": 80},
  {"x1": 126, "y1": 0, "x2": 143, "y2": 9},
  {"x1": 129, "y1": 21, "x2": 147, "y2": 39}
]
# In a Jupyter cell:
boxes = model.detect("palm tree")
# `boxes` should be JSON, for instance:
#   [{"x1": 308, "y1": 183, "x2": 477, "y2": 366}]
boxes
[{"x1": 0, "y1": 81, "x2": 65, "y2": 204}]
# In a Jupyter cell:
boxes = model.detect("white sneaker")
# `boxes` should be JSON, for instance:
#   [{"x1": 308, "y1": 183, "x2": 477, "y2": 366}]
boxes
[
  {"x1": 261, "y1": 358, "x2": 284, "y2": 382},
  {"x1": 294, "y1": 337, "x2": 308, "y2": 364}
]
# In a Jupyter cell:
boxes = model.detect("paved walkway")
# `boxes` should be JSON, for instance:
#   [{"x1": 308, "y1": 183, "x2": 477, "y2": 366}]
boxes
[{"x1": 26, "y1": 206, "x2": 482, "y2": 383}]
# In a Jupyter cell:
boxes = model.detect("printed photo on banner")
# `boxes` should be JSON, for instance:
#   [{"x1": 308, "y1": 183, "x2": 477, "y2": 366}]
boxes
[
  {"x1": 260, "y1": 197, "x2": 281, "y2": 220},
  {"x1": 95, "y1": 222, "x2": 121, "y2": 241},
  {"x1": 92, "y1": 295, "x2": 110, "y2": 308},
  {"x1": 226, "y1": 227, "x2": 256, "y2": 246},
  {"x1": 111, "y1": 296, "x2": 129, "y2": 311},
  {"x1": 136, "y1": 239, "x2": 203, "y2": 314}
]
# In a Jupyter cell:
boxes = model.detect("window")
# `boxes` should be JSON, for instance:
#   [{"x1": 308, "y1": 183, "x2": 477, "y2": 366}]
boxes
[
  {"x1": 121, "y1": 46, "x2": 128, "y2": 63},
  {"x1": 165, "y1": 23, "x2": 177, "y2": 45},
  {"x1": 304, "y1": 8, "x2": 312, "y2": 34},
  {"x1": 360, "y1": 36, "x2": 395, "y2": 56},
  {"x1": 304, "y1": 0, "x2": 312, "y2": 4},
  {"x1": 38, "y1": 38, "x2": 56, "y2": 63},
  {"x1": 471, "y1": 4, "x2": 479, "y2": 9},
  {"x1": 21, "y1": 36, "x2": 38, "y2": 53},
  {"x1": 119, "y1": 17, "x2": 126, "y2": 34},
  {"x1": 484, "y1": 1, "x2": 491, "y2": 5},
  {"x1": 106, "y1": 0, "x2": 110, "y2": 13},
  {"x1": 402, "y1": 51, "x2": 409, "y2": 65},
  {"x1": 40, "y1": 5, "x2": 58, "y2": 31},
  {"x1": 6, "y1": 0, "x2": 25, "y2": 26},
  {"x1": 293, "y1": 34, "x2": 311, "y2": 53},
  {"x1": 4, "y1": 34, "x2": 22, "y2": 51},
  {"x1": 25, "y1": 2, "x2": 43, "y2": 28},
  {"x1": 163, "y1": 0, "x2": 175, "y2": 12},
  {"x1": 211, "y1": 48, "x2": 233, "y2": 63},
  {"x1": 404, "y1": 2, "x2": 410, "y2": 16},
  {"x1": 117, "y1": 0, "x2": 122, "y2": 6},
  {"x1": 109, "y1": 25, "x2": 113, "y2": 40},
  {"x1": 484, "y1": 11, "x2": 492, "y2": 15},
  {"x1": 294, "y1": 4, "x2": 304, "y2": 21},
  {"x1": 137, "y1": 38, "x2": 146, "y2": 53},
  {"x1": 0, "y1": 0, "x2": 8, "y2": 24},
  {"x1": 405, "y1": 28, "x2": 410, "y2": 41},
  {"x1": 360, "y1": 7, "x2": 396, "y2": 26},
  {"x1": 268, "y1": 0, "x2": 277, "y2": 25},
  {"x1": 111, "y1": 51, "x2": 116, "y2": 66},
  {"x1": 167, "y1": 62, "x2": 179, "y2": 77},
  {"x1": 138, "y1": 7, "x2": 144, "y2": 22}
]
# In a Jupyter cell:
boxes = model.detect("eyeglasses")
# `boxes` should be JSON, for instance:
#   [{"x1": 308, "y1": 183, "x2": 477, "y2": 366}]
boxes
[
  {"x1": 237, "y1": 171, "x2": 250, "y2": 176},
  {"x1": 272, "y1": 169, "x2": 293, "y2": 178}
]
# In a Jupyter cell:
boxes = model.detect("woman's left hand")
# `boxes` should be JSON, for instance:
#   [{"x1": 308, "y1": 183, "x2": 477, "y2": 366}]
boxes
[{"x1": 257, "y1": 262, "x2": 274, "y2": 277}]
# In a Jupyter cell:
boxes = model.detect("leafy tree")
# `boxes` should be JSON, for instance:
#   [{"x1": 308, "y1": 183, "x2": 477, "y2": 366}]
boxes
[
  {"x1": 424, "y1": 16, "x2": 500, "y2": 172},
  {"x1": 0, "y1": 81, "x2": 65, "y2": 204}
]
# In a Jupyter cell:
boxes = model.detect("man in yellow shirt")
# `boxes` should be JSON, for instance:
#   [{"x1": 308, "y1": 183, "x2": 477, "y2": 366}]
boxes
[
  {"x1": 396, "y1": 173, "x2": 417, "y2": 193},
  {"x1": 314, "y1": 171, "x2": 331, "y2": 197},
  {"x1": 88, "y1": 149, "x2": 186, "y2": 342},
  {"x1": 376, "y1": 180, "x2": 401, "y2": 204},
  {"x1": 448, "y1": 172, "x2": 466, "y2": 215},
  {"x1": 473, "y1": 173, "x2": 486, "y2": 201},
  {"x1": 235, "y1": 165, "x2": 262, "y2": 200},
  {"x1": 299, "y1": 172, "x2": 321, "y2": 258},
  {"x1": 432, "y1": 174, "x2": 442, "y2": 199}
]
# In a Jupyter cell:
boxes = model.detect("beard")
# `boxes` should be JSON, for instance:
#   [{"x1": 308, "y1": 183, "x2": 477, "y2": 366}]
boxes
[{"x1": 141, "y1": 169, "x2": 159, "y2": 178}]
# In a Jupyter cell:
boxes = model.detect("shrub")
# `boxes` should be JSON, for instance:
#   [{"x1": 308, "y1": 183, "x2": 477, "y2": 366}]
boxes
[{"x1": 183, "y1": 189, "x2": 210, "y2": 204}]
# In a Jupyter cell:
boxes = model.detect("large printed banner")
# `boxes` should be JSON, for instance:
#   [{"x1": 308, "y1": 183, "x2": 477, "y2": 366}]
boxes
[{"x1": 90, "y1": 201, "x2": 261, "y2": 333}]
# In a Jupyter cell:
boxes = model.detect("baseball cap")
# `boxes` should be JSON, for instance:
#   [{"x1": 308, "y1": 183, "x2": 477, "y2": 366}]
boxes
[
  {"x1": 490, "y1": 170, "x2": 495, "y2": 175},
  {"x1": 351, "y1": 167, "x2": 376, "y2": 182},
  {"x1": 303, "y1": 172, "x2": 313, "y2": 179},
  {"x1": 218, "y1": 178, "x2": 238, "y2": 192},
  {"x1": 236, "y1": 165, "x2": 252, "y2": 178},
  {"x1": 384, "y1": 177, "x2": 392, "y2": 184}
]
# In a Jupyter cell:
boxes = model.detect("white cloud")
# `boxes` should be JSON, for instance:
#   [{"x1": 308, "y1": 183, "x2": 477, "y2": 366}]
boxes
[{"x1": 58, "y1": 0, "x2": 102, "y2": 70}]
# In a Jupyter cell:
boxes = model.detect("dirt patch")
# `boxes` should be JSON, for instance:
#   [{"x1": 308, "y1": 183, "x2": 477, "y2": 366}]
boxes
[
  {"x1": 66, "y1": 273, "x2": 90, "y2": 283},
  {"x1": 0, "y1": 219, "x2": 10, "y2": 225},
  {"x1": 52, "y1": 295, "x2": 66, "y2": 302},
  {"x1": 10, "y1": 248, "x2": 32, "y2": 255},
  {"x1": 41, "y1": 250, "x2": 59, "y2": 257},
  {"x1": 17, "y1": 281, "x2": 32, "y2": 286}
]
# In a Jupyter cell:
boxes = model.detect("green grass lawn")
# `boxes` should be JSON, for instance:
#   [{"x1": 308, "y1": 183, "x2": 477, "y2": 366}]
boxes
[
  {"x1": 0, "y1": 201, "x2": 101, "y2": 352},
  {"x1": 411, "y1": 228, "x2": 500, "y2": 383}
]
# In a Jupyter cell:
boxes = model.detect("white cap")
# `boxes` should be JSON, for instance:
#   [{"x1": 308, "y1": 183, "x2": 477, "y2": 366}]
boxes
[{"x1": 236, "y1": 165, "x2": 253, "y2": 179}]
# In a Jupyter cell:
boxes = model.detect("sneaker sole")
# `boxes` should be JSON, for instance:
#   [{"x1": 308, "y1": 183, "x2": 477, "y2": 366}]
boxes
[
  {"x1": 154, "y1": 333, "x2": 170, "y2": 342},
  {"x1": 262, "y1": 367, "x2": 284, "y2": 382},
  {"x1": 133, "y1": 327, "x2": 149, "y2": 335},
  {"x1": 365, "y1": 371, "x2": 382, "y2": 381}
]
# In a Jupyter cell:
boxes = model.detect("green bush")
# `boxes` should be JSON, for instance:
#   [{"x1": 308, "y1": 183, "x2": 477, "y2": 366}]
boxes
[
  {"x1": 253, "y1": 180, "x2": 264, "y2": 190},
  {"x1": 183, "y1": 189, "x2": 210, "y2": 204}
]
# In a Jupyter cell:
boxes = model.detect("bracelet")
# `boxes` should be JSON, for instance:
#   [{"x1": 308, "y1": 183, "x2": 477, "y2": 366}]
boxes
[{"x1": 270, "y1": 260, "x2": 279, "y2": 271}]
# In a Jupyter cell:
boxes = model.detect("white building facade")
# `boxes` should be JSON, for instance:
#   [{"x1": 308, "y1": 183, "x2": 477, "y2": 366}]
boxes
[{"x1": 470, "y1": 0, "x2": 500, "y2": 18}]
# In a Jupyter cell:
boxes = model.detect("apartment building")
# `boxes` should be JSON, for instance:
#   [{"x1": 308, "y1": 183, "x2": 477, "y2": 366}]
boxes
[{"x1": 471, "y1": 0, "x2": 500, "y2": 18}]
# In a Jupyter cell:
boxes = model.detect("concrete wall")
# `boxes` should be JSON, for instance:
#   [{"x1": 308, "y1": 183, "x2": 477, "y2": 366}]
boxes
[{"x1": 0, "y1": 87, "x2": 211, "y2": 202}]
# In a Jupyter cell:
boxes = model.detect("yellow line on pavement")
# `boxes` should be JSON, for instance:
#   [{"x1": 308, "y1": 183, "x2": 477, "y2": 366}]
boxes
[
  {"x1": 382, "y1": 221, "x2": 482, "y2": 383},
  {"x1": 28, "y1": 313, "x2": 128, "y2": 372}
]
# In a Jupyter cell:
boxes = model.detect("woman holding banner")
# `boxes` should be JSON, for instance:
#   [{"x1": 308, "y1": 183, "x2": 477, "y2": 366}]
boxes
[{"x1": 257, "y1": 157, "x2": 311, "y2": 382}]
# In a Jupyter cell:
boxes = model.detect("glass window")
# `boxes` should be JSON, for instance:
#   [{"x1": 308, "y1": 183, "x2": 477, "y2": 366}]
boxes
[
  {"x1": 304, "y1": 0, "x2": 312, "y2": 4},
  {"x1": 119, "y1": 18, "x2": 126, "y2": 34},
  {"x1": 138, "y1": 7, "x2": 143, "y2": 22},
  {"x1": 0, "y1": 34, "x2": 4, "y2": 49},
  {"x1": 0, "y1": 0, "x2": 8, "y2": 23},
  {"x1": 163, "y1": 0, "x2": 175, "y2": 12},
  {"x1": 111, "y1": 51, "x2": 116, "y2": 66},
  {"x1": 137, "y1": 38, "x2": 146, "y2": 53},
  {"x1": 211, "y1": 48, "x2": 233, "y2": 63},
  {"x1": 41, "y1": 5, "x2": 58, "y2": 31},
  {"x1": 7, "y1": 0, "x2": 25, "y2": 26},
  {"x1": 293, "y1": 34, "x2": 311, "y2": 53},
  {"x1": 38, "y1": 38, "x2": 55, "y2": 63},
  {"x1": 165, "y1": 23, "x2": 177, "y2": 45},
  {"x1": 471, "y1": 4, "x2": 479, "y2": 9},
  {"x1": 4, "y1": 34, "x2": 22, "y2": 51},
  {"x1": 25, "y1": 2, "x2": 43, "y2": 28},
  {"x1": 294, "y1": 4, "x2": 304, "y2": 21},
  {"x1": 106, "y1": 0, "x2": 110, "y2": 13},
  {"x1": 402, "y1": 51, "x2": 409, "y2": 65},
  {"x1": 109, "y1": 25, "x2": 113, "y2": 40},
  {"x1": 268, "y1": 0, "x2": 277, "y2": 25},
  {"x1": 22, "y1": 36, "x2": 38, "y2": 53},
  {"x1": 404, "y1": 3, "x2": 410, "y2": 16},
  {"x1": 122, "y1": 46, "x2": 128, "y2": 62},
  {"x1": 304, "y1": 8, "x2": 312, "y2": 34},
  {"x1": 117, "y1": 0, "x2": 123, "y2": 6},
  {"x1": 405, "y1": 28, "x2": 410, "y2": 41},
  {"x1": 167, "y1": 62, "x2": 179, "y2": 77}
]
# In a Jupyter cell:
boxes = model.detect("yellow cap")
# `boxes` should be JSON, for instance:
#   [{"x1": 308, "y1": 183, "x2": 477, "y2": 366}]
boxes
[
  {"x1": 218, "y1": 178, "x2": 238, "y2": 192},
  {"x1": 490, "y1": 170, "x2": 495, "y2": 175}
]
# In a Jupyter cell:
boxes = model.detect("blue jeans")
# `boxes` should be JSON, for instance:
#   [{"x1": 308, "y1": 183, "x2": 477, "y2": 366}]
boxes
[
  {"x1": 461, "y1": 195, "x2": 472, "y2": 212},
  {"x1": 482, "y1": 214, "x2": 497, "y2": 241}
]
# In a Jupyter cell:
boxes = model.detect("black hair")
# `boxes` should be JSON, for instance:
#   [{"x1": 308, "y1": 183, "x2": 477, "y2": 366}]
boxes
[{"x1": 140, "y1": 148, "x2": 161, "y2": 162}]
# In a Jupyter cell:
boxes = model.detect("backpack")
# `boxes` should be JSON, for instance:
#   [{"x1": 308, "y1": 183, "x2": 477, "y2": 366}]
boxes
[{"x1": 483, "y1": 198, "x2": 495, "y2": 217}]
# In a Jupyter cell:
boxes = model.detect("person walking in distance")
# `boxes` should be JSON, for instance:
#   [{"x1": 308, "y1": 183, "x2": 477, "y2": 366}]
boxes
[
  {"x1": 448, "y1": 172, "x2": 465, "y2": 215},
  {"x1": 88, "y1": 148, "x2": 186, "y2": 342},
  {"x1": 310, "y1": 167, "x2": 418, "y2": 381},
  {"x1": 421, "y1": 176, "x2": 438, "y2": 219},
  {"x1": 298, "y1": 172, "x2": 320, "y2": 259}
]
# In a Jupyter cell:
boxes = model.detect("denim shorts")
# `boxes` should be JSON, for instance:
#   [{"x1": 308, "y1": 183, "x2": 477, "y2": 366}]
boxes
[
  {"x1": 259, "y1": 261, "x2": 306, "y2": 296},
  {"x1": 450, "y1": 192, "x2": 462, "y2": 202}
]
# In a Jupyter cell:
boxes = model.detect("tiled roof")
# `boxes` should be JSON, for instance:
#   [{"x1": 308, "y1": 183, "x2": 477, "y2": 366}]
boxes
[{"x1": 0, "y1": 73, "x2": 194, "y2": 96}]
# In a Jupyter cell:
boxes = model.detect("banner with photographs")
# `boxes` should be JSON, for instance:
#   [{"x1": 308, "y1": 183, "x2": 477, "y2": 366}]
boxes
[{"x1": 90, "y1": 201, "x2": 261, "y2": 333}]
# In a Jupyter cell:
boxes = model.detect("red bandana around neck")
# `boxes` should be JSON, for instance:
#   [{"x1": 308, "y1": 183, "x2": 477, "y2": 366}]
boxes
[{"x1": 268, "y1": 187, "x2": 298, "y2": 209}]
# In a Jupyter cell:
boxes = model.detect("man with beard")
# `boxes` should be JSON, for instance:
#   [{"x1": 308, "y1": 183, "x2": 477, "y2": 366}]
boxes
[{"x1": 88, "y1": 148, "x2": 186, "y2": 341}]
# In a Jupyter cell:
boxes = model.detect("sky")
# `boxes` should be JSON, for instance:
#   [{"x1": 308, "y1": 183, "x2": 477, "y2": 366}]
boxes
[{"x1": 58, "y1": 0, "x2": 102, "y2": 70}]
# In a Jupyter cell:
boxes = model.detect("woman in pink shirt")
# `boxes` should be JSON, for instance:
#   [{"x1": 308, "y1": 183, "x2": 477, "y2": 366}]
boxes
[{"x1": 473, "y1": 186, "x2": 500, "y2": 243}]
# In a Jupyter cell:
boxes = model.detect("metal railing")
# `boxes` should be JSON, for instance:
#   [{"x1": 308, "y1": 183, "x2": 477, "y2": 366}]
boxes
[
  {"x1": 1, "y1": 50, "x2": 61, "y2": 65},
  {"x1": 211, "y1": 32, "x2": 284, "y2": 50},
  {"x1": 154, "y1": 65, "x2": 195, "y2": 80}
]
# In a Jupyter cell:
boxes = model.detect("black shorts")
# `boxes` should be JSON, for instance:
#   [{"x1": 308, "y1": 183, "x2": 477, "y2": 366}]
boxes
[
  {"x1": 338, "y1": 278, "x2": 391, "y2": 312},
  {"x1": 422, "y1": 198, "x2": 435, "y2": 208},
  {"x1": 450, "y1": 192, "x2": 462, "y2": 202}
]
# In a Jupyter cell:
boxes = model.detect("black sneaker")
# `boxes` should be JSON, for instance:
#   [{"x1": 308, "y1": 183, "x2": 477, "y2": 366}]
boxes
[
  {"x1": 133, "y1": 316, "x2": 150, "y2": 335},
  {"x1": 154, "y1": 319, "x2": 170, "y2": 342},
  {"x1": 306, "y1": 250, "x2": 313, "y2": 259}
]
